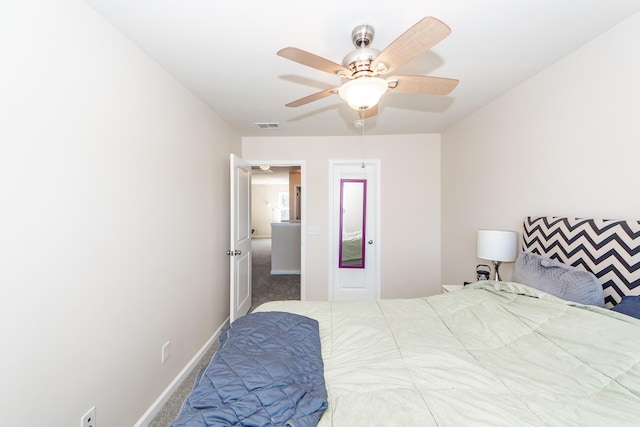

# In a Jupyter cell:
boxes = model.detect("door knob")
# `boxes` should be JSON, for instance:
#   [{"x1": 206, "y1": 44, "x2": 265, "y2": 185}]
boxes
[
  {"x1": 226, "y1": 250, "x2": 232, "y2": 255},
  {"x1": 234, "y1": 249, "x2": 242, "y2": 255},
  {"x1": 368, "y1": 240, "x2": 373, "y2": 244}
]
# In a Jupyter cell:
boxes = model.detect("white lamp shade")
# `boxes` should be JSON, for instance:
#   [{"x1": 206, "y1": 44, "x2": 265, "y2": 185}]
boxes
[
  {"x1": 477, "y1": 230, "x2": 518, "y2": 262},
  {"x1": 338, "y1": 77, "x2": 388, "y2": 110}
]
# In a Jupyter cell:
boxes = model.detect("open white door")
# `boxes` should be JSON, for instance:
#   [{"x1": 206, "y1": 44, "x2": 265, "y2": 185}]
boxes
[{"x1": 229, "y1": 154, "x2": 252, "y2": 322}]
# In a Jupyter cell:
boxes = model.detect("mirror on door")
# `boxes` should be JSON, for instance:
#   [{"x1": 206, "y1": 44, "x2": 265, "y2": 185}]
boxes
[{"x1": 339, "y1": 179, "x2": 367, "y2": 268}]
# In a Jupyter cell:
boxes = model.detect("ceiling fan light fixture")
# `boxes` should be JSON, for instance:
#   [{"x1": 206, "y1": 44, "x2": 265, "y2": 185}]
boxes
[{"x1": 338, "y1": 77, "x2": 388, "y2": 111}]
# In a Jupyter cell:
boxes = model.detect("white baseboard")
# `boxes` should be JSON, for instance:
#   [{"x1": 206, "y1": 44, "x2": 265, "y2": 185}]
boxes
[
  {"x1": 270, "y1": 269, "x2": 301, "y2": 275},
  {"x1": 133, "y1": 317, "x2": 229, "y2": 427}
]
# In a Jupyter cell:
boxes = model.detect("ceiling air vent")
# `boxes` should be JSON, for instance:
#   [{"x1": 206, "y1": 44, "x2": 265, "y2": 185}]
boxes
[{"x1": 255, "y1": 122, "x2": 280, "y2": 129}]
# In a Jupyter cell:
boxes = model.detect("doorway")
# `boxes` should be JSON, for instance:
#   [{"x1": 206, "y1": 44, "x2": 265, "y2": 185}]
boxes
[{"x1": 249, "y1": 162, "x2": 305, "y2": 310}]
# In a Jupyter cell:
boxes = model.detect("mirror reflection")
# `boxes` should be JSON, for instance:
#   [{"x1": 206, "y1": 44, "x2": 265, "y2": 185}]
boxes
[{"x1": 339, "y1": 179, "x2": 367, "y2": 268}]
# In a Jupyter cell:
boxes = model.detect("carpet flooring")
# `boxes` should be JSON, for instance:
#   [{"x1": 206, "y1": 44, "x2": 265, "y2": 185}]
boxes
[
  {"x1": 249, "y1": 237, "x2": 301, "y2": 311},
  {"x1": 148, "y1": 237, "x2": 300, "y2": 426}
]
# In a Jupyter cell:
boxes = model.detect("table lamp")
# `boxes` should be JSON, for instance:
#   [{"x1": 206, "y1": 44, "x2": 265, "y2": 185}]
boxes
[{"x1": 477, "y1": 230, "x2": 518, "y2": 281}]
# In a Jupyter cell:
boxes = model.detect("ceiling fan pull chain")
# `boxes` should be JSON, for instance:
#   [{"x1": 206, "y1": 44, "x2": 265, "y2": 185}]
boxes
[{"x1": 361, "y1": 116, "x2": 366, "y2": 169}]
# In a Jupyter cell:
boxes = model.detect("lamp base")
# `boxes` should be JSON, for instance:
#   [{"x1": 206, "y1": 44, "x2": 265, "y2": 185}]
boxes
[{"x1": 492, "y1": 261, "x2": 503, "y2": 281}]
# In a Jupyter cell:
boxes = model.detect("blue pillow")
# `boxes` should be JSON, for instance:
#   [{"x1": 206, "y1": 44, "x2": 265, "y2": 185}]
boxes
[
  {"x1": 513, "y1": 252, "x2": 604, "y2": 307},
  {"x1": 611, "y1": 296, "x2": 640, "y2": 319}
]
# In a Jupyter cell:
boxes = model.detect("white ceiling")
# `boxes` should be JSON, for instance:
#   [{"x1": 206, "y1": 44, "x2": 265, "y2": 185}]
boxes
[
  {"x1": 84, "y1": 0, "x2": 640, "y2": 137},
  {"x1": 251, "y1": 167, "x2": 292, "y2": 185}
]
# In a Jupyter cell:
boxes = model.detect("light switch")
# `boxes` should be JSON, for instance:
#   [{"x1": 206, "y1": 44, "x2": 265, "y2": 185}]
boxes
[{"x1": 308, "y1": 226, "x2": 320, "y2": 235}]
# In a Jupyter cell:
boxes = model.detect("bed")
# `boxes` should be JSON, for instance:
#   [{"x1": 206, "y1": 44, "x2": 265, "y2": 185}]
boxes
[
  {"x1": 340, "y1": 230, "x2": 363, "y2": 263},
  {"x1": 256, "y1": 282, "x2": 640, "y2": 426},
  {"x1": 172, "y1": 216, "x2": 640, "y2": 426}
]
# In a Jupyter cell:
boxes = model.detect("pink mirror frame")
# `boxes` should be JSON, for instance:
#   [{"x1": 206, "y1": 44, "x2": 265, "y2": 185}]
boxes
[{"x1": 338, "y1": 179, "x2": 367, "y2": 269}]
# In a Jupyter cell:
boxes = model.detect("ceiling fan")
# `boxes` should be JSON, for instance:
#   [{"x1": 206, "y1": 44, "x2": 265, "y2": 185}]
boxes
[{"x1": 277, "y1": 16, "x2": 459, "y2": 119}]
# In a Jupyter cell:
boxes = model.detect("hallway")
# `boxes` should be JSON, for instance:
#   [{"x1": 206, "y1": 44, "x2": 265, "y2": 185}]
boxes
[{"x1": 250, "y1": 237, "x2": 300, "y2": 311}]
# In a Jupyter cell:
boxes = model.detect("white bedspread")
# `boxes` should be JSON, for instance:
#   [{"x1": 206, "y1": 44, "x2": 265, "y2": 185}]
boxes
[{"x1": 254, "y1": 281, "x2": 640, "y2": 426}]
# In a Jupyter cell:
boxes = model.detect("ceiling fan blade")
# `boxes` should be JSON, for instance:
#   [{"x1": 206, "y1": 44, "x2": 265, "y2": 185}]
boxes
[
  {"x1": 386, "y1": 75, "x2": 459, "y2": 95},
  {"x1": 277, "y1": 47, "x2": 352, "y2": 77},
  {"x1": 285, "y1": 87, "x2": 338, "y2": 108},
  {"x1": 371, "y1": 17, "x2": 451, "y2": 75},
  {"x1": 358, "y1": 104, "x2": 378, "y2": 119}
]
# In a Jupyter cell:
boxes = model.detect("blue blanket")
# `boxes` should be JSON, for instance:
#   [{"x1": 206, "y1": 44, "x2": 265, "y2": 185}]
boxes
[{"x1": 170, "y1": 312, "x2": 327, "y2": 427}]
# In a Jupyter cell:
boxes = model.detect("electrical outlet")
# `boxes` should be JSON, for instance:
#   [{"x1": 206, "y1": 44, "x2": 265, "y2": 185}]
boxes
[
  {"x1": 162, "y1": 341, "x2": 170, "y2": 363},
  {"x1": 81, "y1": 406, "x2": 96, "y2": 427}
]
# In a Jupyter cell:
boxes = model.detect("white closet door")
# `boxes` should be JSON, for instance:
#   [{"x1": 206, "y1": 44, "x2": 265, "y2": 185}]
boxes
[{"x1": 330, "y1": 161, "x2": 380, "y2": 301}]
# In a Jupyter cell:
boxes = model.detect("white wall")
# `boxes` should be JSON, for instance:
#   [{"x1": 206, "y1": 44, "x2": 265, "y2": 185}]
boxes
[
  {"x1": 251, "y1": 183, "x2": 289, "y2": 237},
  {"x1": 243, "y1": 134, "x2": 442, "y2": 300},
  {"x1": 441, "y1": 12, "x2": 640, "y2": 285},
  {"x1": 0, "y1": 1, "x2": 241, "y2": 426}
]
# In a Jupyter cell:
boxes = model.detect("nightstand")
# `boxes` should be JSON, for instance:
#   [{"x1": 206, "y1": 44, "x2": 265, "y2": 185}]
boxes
[{"x1": 442, "y1": 284, "x2": 465, "y2": 294}]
